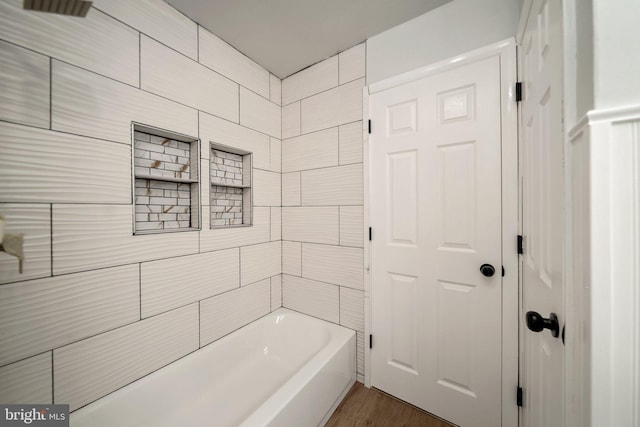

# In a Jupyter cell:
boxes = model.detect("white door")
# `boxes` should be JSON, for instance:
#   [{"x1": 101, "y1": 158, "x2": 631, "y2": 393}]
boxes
[
  {"x1": 518, "y1": 0, "x2": 565, "y2": 425},
  {"x1": 370, "y1": 56, "x2": 502, "y2": 427}
]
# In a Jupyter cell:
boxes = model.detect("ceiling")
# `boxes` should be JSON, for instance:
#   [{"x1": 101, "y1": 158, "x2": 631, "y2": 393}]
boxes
[{"x1": 166, "y1": 0, "x2": 452, "y2": 78}]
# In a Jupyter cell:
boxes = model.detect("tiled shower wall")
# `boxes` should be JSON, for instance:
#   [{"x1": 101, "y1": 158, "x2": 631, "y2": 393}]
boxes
[
  {"x1": 281, "y1": 44, "x2": 366, "y2": 378},
  {"x1": 0, "y1": 0, "x2": 282, "y2": 411}
]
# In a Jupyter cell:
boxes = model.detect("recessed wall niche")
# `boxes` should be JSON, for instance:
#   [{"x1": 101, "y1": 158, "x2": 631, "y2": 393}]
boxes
[
  {"x1": 209, "y1": 143, "x2": 252, "y2": 228},
  {"x1": 132, "y1": 123, "x2": 200, "y2": 234}
]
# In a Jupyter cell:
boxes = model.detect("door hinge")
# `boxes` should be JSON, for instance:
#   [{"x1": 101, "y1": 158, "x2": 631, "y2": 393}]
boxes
[
  {"x1": 502, "y1": 266, "x2": 505, "y2": 277},
  {"x1": 517, "y1": 386, "x2": 524, "y2": 407},
  {"x1": 517, "y1": 235, "x2": 524, "y2": 255},
  {"x1": 368, "y1": 119, "x2": 372, "y2": 134},
  {"x1": 515, "y1": 82, "x2": 523, "y2": 102},
  {"x1": 369, "y1": 334, "x2": 373, "y2": 349},
  {"x1": 369, "y1": 227, "x2": 372, "y2": 241}
]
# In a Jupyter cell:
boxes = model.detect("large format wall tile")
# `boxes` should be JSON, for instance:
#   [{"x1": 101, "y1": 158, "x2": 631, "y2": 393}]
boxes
[
  {"x1": 282, "y1": 56, "x2": 338, "y2": 105},
  {"x1": 339, "y1": 206, "x2": 364, "y2": 248},
  {"x1": 93, "y1": 0, "x2": 198, "y2": 60},
  {"x1": 54, "y1": 304, "x2": 198, "y2": 411},
  {"x1": 200, "y1": 280, "x2": 270, "y2": 345},
  {"x1": 141, "y1": 249, "x2": 239, "y2": 318},
  {"x1": 282, "y1": 102, "x2": 301, "y2": 139},
  {"x1": 0, "y1": 123, "x2": 130, "y2": 204},
  {"x1": 339, "y1": 43, "x2": 366, "y2": 85},
  {"x1": 0, "y1": 353, "x2": 51, "y2": 404},
  {"x1": 282, "y1": 127, "x2": 339, "y2": 172},
  {"x1": 52, "y1": 61, "x2": 198, "y2": 145},
  {"x1": 241, "y1": 242, "x2": 281, "y2": 286},
  {"x1": 271, "y1": 207, "x2": 282, "y2": 241},
  {"x1": 282, "y1": 172, "x2": 301, "y2": 206},
  {"x1": 0, "y1": 204, "x2": 51, "y2": 285},
  {"x1": 240, "y1": 87, "x2": 281, "y2": 138},
  {"x1": 282, "y1": 241, "x2": 302, "y2": 276},
  {"x1": 270, "y1": 75, "x2": 282, "y2": 106},
  {"x1": 340, "y1": 287, "x2": 364, "y2": 332},
  {"x1": 0, "y1": 41, "x2": 49, "y2": 129},
  {"x1": 199, "y1": 29, "x2": 270, "y2": 98},
  {"x1": 282, "y1": 275, "x2": 339, "y2": 323},
  {"x1": 339, "y1": 122, "x2": 363, "y2": 165},
  {"x1": 270, "y1": 137, "x2": 282, "y2": 173},
  {"x1": 302, "y1": 243, "x2": 364, "y2": 290},
  {"x1": 141, "y1": 36, "x2": 238, "y2": 122},
  {"x1": 0, "y1": 265, "x2": 139, "y2": 366},
  {"x1": 253, "y1": 169, "x2": 281, "y2": 207},
  {"x1": 271, "y1": 275, "x2": 282, "y2": 310},
  {"x1": 0, "y1": 0, "x2": 139, "y2": 86},
  {"x1": 52, "y1": 204, "x2": 199, "y2": 274},
  {"x1": 200, "y1": 207, "x2": 270, "y2": 252},
  {"x1": 302, "y1": 164, "x2": 363, "y2": 206},
  {"x1": 301, "y1": 78, "x2": 364, "y2": 134},
  {"x1": 282, "y1": 207, "x2": 339, "y2": 245}
]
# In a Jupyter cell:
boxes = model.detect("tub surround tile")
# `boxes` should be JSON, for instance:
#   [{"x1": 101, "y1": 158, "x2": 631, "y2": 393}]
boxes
[
  {"x1": 200, "y1": 280, "x2": 270, "y2": 345},
  {"x1": 270, "y1": 207, "x2": 282, "y2": 241},
  {"x1": 240, "y1": 87, "x2": 281, "y2": 139},
  {"x1": 270, "y1": 74, "x2": 282, "y2": 105},
  {"x1": 339, "y1": 122, "x2": 364, "y2": 165},
  {"x1": 302, "y1": 164, "x2": 363, "y2": 206},
  {"x1": 0, "y1": 353, "x2": 51, "y2": 404},
  {"x1": 339, "y1": 44, "x2": 366, "y2": 85},
  {"x1": 54, "y1": 304, "x2": 199, "y2": 411},
  {"x1": 0, "y1": 204, "x2": 51, "y2": 285},
  {"x1": 199, "y1": 28, "x2": 270, "y2": 99},
  {"x1": 141, "y1": 36, "x2": 239, "y2": 122},
  {"x1": 0, "y1": 0, "x2": 139, "y2": 86},
  {"x1": 356, "y1": 332, "x2": 364, "y2": 376},
  {"x1": 253, "y1": 169, "x2": 281, "y2": 207},
  {"x1": 92, "y1": 0, "x2": 198, "y2": 60},
  {"x1": 302, "y1": 243, "x2": 364, "y2": 290},
  {"x1": 0, "y1": 40, "x2": 49, "y2": 129},
  {"x1": 270, "y1": 137, "x2": 282, "y2": 173},
  {"x1": 241, "y1": 242, "x2": 281, "y2": 286},
  {"x1": 282, "y1": 207, "x2": 339, "y2": 245},
  {"x1": 0, "y1": 265, "x2": 139, "y2": 367},
  {"x1": 271, "y1": 275, "x2": 282, "y2": 310},
  {"x1": 282, "y1": 128, "x2": 339, "y2": 173},
  {"x1": 282, "y1": 172, "x2": 301, "y2": 206},
  {"x1": 0, "y1": 123, "x2": 131, "y2": 204},
  {"x1": 52, "y1": 61, "x2": 198, "y2": 145},
  {"x1": 282, "y1": 56, "x2": 338, "y2": 106},
  {"x1": 340, "y1": 288, "x2": 364, "y2": 332},
  {"x1": 141, "y1": 249, "x2": 239, "y2": 318},
  {"x1": 282, "y1": 102, "x2": 301, "y2": 139},
  {"x1": 300, "y1": 78, "x2": 365, "y2": 134},
  {"x1": 200, "y1": 207, "x2": 270, "y2": 252},
  {"x1": 282, "y1": 275, "x2": 339, "y2": 324},
  {"x1": 339, "y1": 206, "x2": 364, "y2": 248},
  {"x1": 283, "y1": 241, "x2": 302, "y2": 276}
]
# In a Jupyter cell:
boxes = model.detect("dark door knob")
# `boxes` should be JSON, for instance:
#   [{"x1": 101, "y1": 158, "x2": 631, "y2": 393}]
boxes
[
  {"x1": 479, "y1": 264, "x2": 495, "y2": 277},
  {"x1": 525, "y1": 311, "x2": 560, "y2": 338}
]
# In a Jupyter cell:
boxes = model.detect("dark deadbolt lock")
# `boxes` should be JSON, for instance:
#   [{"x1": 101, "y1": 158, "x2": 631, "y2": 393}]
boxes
[
  {"x1": 479, "y1": 264, "x2": 495, "y2": 277},
  {"x1": 526, "y1": 311, "x2": 560, "y2": 338}
]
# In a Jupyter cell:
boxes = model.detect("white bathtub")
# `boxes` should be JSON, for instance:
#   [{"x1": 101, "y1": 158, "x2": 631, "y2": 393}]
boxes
[{"x1": 70, "y1": 308, "x2": 356, "y2": 427}]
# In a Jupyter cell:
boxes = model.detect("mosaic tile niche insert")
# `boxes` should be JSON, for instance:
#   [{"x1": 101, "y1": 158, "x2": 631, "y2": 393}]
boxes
[{"x1": 210, "y1": 146, "x2": 252, "y2": 228}]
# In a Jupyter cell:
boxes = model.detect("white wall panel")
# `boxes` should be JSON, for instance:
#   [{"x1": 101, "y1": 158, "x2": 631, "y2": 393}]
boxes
[
  {"x1": 240, "y1": 87, "x2": 281, "y2": 138},
  {"x1": 282, "y1": 128, "x2": 339, "y2": 172},
  {"x1": 339, "y1": 43, "x2": 366, "y2": 85},
  {"x1": 283, "y1": 241, "x2": 302, "y2": 276},
  {"x1": 0, "y1": 123, "x2": 130, "y2": 204},
  {"x1": 302, "y1": 243, "x2": 364, "y2": 290},
  {"x1": 0, "y1": 265, "x2": 139, "y2": 366},
  {"x1": 271, "y1": 207, "x2": 282, "y2": 241},
  {"x1": 199, "y1": 28, "x2": 269, "y2": 98},
  {"x1": 141, "y1": 249, "x2": 239, "y2": 318},
  {"x1": 0, "y1": 40, "x2": 49, "y2": 129},
  {"x1": 52, "y1": 61, "x2": 198, "y2": 145},
  {"x1": 54, "y1": 304, "x2": 198, "y2": 411},
  {"x1": 200, "y1": 207, "x2": 270, "y2": 252},
  {"x1": 282, "y1": 172, "x2": 301, "y2": 206},
  {"x1": 271, "y1": 275, "x2": 282, "y2": 310},
  {"x1": 282, "y1": 275, "x2": 339, "y2": 323},
  {"x1": 270, "y1": 74, "x2": 282, "y2": 105},
  {"x1": 300, "y1": 78, "x2": 364, "y2": 134},
  {"x1": 282, "y1": 56, "x2": 338, "y2": 105},
  {"x1": 340, "y1": 206, "x2": 364, "y2": 248},
  {"x1": 302, "y1": 164, "x2": 363, "y2": 205},
  {"x1": 253, "y1": 169, "x2": 281, "y2": 206},
  {"x1": 0, "y1": 353, "x2": 51, "y2": 404},
  {"x1": 282, "y1": 102, "x2": 301, "y2": 139},
  {"x1": 0, "y1": 204, "x2": 50, "y2": 285},
  {"x1": 52, "y1": 204, "x2": 199, "y2": 274},
  {"x1": 340, "y1": 287, "x2": 364, "y2": 332},
  {"x1": 282, "y1": 207, "x2": 339, "y2": 244},
  {"x1": 0, "y1": 0, "x2": 139, "y2": 86},
  {"x1": 241, "y1": 242, "x2": 281, "y2": 286},
  {"x1": 339, "y1": 122, "x2": 363, "y2": 165},
  {"x1": 141, "y1": 36, "x2": 239, "y2": 122}
]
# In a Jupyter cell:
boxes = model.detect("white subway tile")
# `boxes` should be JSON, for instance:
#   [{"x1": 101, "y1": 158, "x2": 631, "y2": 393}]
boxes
[
  {"x1": 339, "y1": 121, "x2": 363, "y2": 165},
  {"x1": 141, "y1": 249, "x2": 239, "y2": 318},
  {"x1": 282, "y1": 172, "x2": 301, "y2": 206},
  {"x1": 199, "y1": 28, "x2": 269, "y2": 98},
  {"x1": 54, "y1": 304, "x2": 199, "y2": 411},
  {"x1": 0, "y1": 265, "x2": 139, "y2": 366},
  {"x1": 282, "y1": 127, "x2": 339, "y2": 172},
  {"x1": 253, "y1": 169, "x2": 281, "y2": 206},
  {"x1": 0, "y1": 353, "x2": 51, "y2": 404},
  {"x1": 52, "y1": 204, "x2": 199, "y2": 274},
  {"x1": 200, "y1": 207, "x2": 270, "y2": 252},
  {"x1": 282, "y1": 56, "x2": 338, "y2": 105},
  {"x1": 340, "y1": 206, "x2": 364, "y2": 248},
  {"x1": 302, "y1": 164, "x2": 363, "y2": 206},
  {"x1": 52, "y1": 61, "x2": 197, "y2": 145},
  {"x1": 301, "y1": 78, "x2": 364, "y2": 134},
  {"x1": 141, "y1": 36, "x2": 238, "y2": 122},
  {"x1": 0, "y1": 0, "x2": 139, "y2": 86},
  {"x1": 339, "y1": 43, "x2": 366, "y2": 85},
  {"x1": 283, "y1": 241, "x2": 302, "y2": 276},
  {"x1": 240, "y1": 87, "x2": 281, "y2": 138},
  {"x1": 0, "y1": 40, "x2": 49, "y2": 129},
  {"x1": 340, "y1": 287, "x2": 364, "y2": 332},
  {"x1": 241, "y1": 242, "x2": 281, "y2": 286},
  {"x1": 356, "y1": 332, "x2": 364, "y2": 376},
  {"x1": 270, "y1": 137, "x2": 282, "y2": 173},
  {"x1": 0, "y1": 204, "x2": 50, "y2": 285},
  {"x1": 270, "y1": 207, "x2": 282, "y2": 241},
  {"x1": 200, "y1": 280, "x2": 270, "y2": 345},
  {"x1": 282, "y1": 275, "x2": 339, "y2": 323},
  {"x1": 0, "y1": 123, "x2": 131, "y2": 204},
  {"x1": 282, "y1": 102, "x2": 301, "y2": 139},
  {"x1": 199, "y1": 111, "x2": 270, "y2": 169},
  {"x1": 270, "y1": 74, "x2": 282, "y2": 105},
  {"x1": 302, "y1": 243, "x2": 363, "y2": 290},
  {"x1": 282, "y1": 207, "x2": 339, "y2": 245},
  {"x1": 93, "y1": 0, "x2": 198, "y2": 59},
  {"x1": 271, "y1": 275, "x2": 282, "y2": 310}
]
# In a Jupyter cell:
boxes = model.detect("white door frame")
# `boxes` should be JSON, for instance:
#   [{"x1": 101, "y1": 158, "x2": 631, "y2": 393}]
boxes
[{"x1": 363, "y1": 38, "x2": 519, "y2": 426}]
